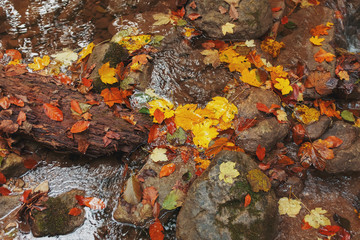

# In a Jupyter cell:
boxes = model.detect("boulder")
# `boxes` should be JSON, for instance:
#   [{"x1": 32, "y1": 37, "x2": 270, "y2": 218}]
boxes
[
  {"x1": 176, "y1": 151, "x2": 278, "y2": 240},
  {"x1": 31, "y1": 189, "x2": 85, "y2": 237},
  {"x1": 305, "y1": 116, "x2": 331, "y2": 140},
  {"x1": 0, "y1": 153, "x2": 28, "y2": 178},
  {"x1": 0, "y1": 195, "x2": 21, "y2": 219},
  {"x1": 185, "y1": 0, "x2": 273, "y2": 40}
]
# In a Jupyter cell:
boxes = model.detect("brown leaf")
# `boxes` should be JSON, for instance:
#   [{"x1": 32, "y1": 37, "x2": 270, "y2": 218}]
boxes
[
  {"x1": 142, "y1": 186, "x2": 159, "y2": 207},
  {"x1": 123, "y1": 175, "x2": 142, "y2": 205},
  {"x1": 292, "y1": 124, "x2": 306, "y2": 145},
  {"x1": 219, "y1": 5, "x2": 228, "y2": 14},
  {"x1": 17, "y1": 111, "x2": 26, "y2": 125},
  {"x1": 103, "y1": 131, "x2": 121, "y2": 147},
  {"x1": 77, "y1": 138, "x2": 90, "y2": 154},
  {"x1": 305, "y1": 70, "x2": 335, "y2": 95},
  {"x1": 0, "y1": 97, "x2": 10, "y2": 110},
  {"x1": 0, "y1": 120, "x2": 18, "y2": 134},
  {"x1": 189, "y1": 1, "x2": 196, "y2": 9},
  {"x1": 4, "y1": 64, "x2": 27, "y2": 76},
  {"x1": 229, "y1": 4, "x2": 238, "y2": 20},
  {"x1": 188, "y1": 13, "x2": 201, "y2": 20}
]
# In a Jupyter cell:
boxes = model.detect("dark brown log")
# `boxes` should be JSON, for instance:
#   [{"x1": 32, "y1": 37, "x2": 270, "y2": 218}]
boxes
[{"x1": 0, "y1": 71, "x2": 152, "y2": 157}]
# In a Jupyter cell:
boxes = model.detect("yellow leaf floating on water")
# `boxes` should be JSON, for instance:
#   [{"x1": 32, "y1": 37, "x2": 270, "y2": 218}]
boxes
[
  {"x1": 118, "y1": 35, "x2": 152, "y2": 53},
  {"x1": 174, "y1": 104, "x2": 203, "y2": 131},
  {"x1": 77, "y1": 42, "x2": 94, "y2": 63},
  {"x1": 274, "y1": 78, "x2": 293, "y2": 95},
  {"x1": 309, "y1": 36, "x2": 325, "y2": 46},
  {"x1": 240, "y1": 69, "x2": 262, "y2": 87},
  {"x1": 222, "y1": 22, "x2": 236, "y2": 36},
  {"x1": 192, "y1": 119, "x2": 219, "y2": 148},
  {"x1": 304, "y1": 208, "x2": 331, "y2": 229},
  {"x1": 28, "y1": 55, "x2": 50, "y2": 71},
  {"x1": 148, "y1": 99, "x2": 174, "y2": 121},
  {"x1": 98, "y1": 62, "x2": 118, "y2": 84},
  {"x1": 219, "y1": 161, "x2": 239, "y2": 184},
  {"x1": 278, "y1": 197, "x2": 302, "y2": 217}
]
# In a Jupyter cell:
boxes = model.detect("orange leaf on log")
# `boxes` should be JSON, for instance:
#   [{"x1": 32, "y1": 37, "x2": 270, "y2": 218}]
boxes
[
  {"x1": 314, "y1": 48, "x2": 335, "y2": 63},
  {"x1": 159, "y1": 163, "x2": 176, "y2": 178},
  {"x1": 244, "y1": 193, "x2": 251, "y2": 207},
  {"x1": 17, "y1": 111, "x2": 26, "y2": 125},
  {"x1": 9, "y1": 96, "x2": 24, "y2": 107},
  {"x1": 149, "y1": 218, "x2": 164, "y2": 240},
  {"x1": 75, "y1": 195, "x2": 105, "y2": 210},
  {"x1": 100, "y1": 88, "x2": 132, "y2": 108},
  {"x1": 71, "y1": 121, "x2": 90, "y2": 133},
  {"x1": 0, "y1": 172, "x2": 6, "y2": 184},
  {"x1": 0, "y1": 186, "x2": 11, "y2": 196},
  {"x1": 68, "y1": 207, "x2": 82, "y2": 216},
  {"x1": 71, "y1": 100, "x2": 83, "y2": 114},
  {"x1": 43, "y1": 103, "x2": 63, "y2": 121}
]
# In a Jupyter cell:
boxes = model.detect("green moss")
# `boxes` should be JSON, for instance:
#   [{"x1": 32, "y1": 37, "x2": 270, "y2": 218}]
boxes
[{"x1": 102, "y1": 42, "x2": 129, "y2": 68}]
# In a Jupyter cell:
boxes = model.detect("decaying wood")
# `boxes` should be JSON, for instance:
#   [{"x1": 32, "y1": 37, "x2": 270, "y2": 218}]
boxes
[{"x1": 0, "y1": 71, "x2": 152, "y2": 157}]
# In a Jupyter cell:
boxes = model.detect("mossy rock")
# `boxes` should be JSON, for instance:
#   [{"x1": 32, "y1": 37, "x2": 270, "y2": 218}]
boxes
[{"x1": 31, "y1": 189, "x2": 85, "y2": 237}]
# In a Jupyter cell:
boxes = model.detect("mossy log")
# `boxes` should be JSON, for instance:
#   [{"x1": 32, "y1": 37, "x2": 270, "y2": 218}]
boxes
[{"x1": 0, "y1": 71, "x2": 151, "y2": 157}]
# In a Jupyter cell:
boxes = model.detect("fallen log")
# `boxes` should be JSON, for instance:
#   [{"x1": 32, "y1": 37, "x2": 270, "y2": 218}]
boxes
[{"x1": 0, "y1": 71, "x2": 152, "y2": 157}]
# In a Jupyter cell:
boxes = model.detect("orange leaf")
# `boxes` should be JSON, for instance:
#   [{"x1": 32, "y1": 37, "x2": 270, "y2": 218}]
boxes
[
  {"x1": 132, "y1": 54, "x2": 151, "y2": 65},
  {"x1": 244, "y1": 193, "x2": 251, "y2": 207},
  {"x1": 71, "y1": 100, "x2": 83, "y2": 114},
  {"x1": 75, "y1": 195, "x2": 105, "y2": 210},
  {"x1": 0, "y1": 171, "x2": 6, "y2": 184},
  {"x1": 142, "y1": 186, "x2": 159, "y2": 207},
  {"x1": 6, "y1": 49, "x2": 22, "y2": 60},
  {"x1": 154, "y1": 109, "x2": 165, "y2": 124},
  {"x1": 121, "y1": 115, "x2": 137, "y2": 125},
  {"x1": 21, "y1": 189, "x2": 32, "y2": 203},
  {"x1": 281, "y1": 16, "x2": 288, "y2": 24},
  {"x1": 148, "y1": 124, "x2": 160, "y2": 143},
  {"x1": 17, "y1": 111, "x2": 26, "y2": 125},
  {"x1": 24, "y1": 158, "x2": 37, "y2": 169},
  {"x1": 0, "y1": 97, "x2": 10, "y2": 109},
  {"x1": 314, "y1": 99, "x2": 341, "y2": 119},
  {"x1": 9, "y1": 96, "x2": 24, "y2": 107},
  {"x1": 292, "y1": 124, "x2": 306, "y2": 145},
  {"x1": 256, "y1": 144, "x2": 265, "y2": 161},
  {"x1": 314, "y1": 48, "x2": 335, "y2": 63},
  {"x1": 159, "y1": 163, "x2": 176, "y2": 178},
  {"x1": 68, "y1": 207, "x2": 82, "y2": 216},
  {"x1": 188, "y1": 13, "x2": 201, "y2": 20},
  {"x1": 100, "y1": 88, "x2": 132, "y2": 108},
  {"x1": 310, "y1": 24, "x2": 331, "y2": 36},
  {"x1": 277, "y1": 155, "x2": 294, "y2": 166},
  {"x1": 301, "y1": 220, "x2": 312, "y2": 230},
  {"x1": 235, "y1": 117, "x2": 257, "y2": 132},
  {"x1": 149, "y1": 218, "x2": 164, "y2": 240},
  {"x1": 189, "y1": 1, "x2": 196, "y2": 9},
  {"x1": 165, "y1": 117, "x2": 176, "y2": 135},
  {"x1": 56, "y1": 73, "x2": 72, "y2": 85},
  {"x1": 0, "y1": 186, "x2": 11, "y2": 196},
  {"x1": 82, "y1": 78, "x2": 93, "y2": 88},
  {"x1": 271, "y1": 7, "x2": 282, "y2": 12},
  {"x1": 78, "y1": 138, "x2": 90, "y2": 154},
  {"x1": 323, "y1": 136, "x2": 342, "y2": 148},
  {"x1": 205, "y1": 138, "x2": 242, "y2": 158},
  {"x1": 43, "y1": 103, "x2": 63, "y2": 121},
  {"x1": 71, "y1": 121, "x2": 90, "y2": 133}
]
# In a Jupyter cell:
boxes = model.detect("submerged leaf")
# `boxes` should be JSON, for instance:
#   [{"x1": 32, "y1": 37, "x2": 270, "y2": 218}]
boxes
[
  {"x1": 246, "y1": 169, "x2": 271, "y2": 192},
  {"x1": 278, "y1": 197, "x2": 302, "y2": 217}
]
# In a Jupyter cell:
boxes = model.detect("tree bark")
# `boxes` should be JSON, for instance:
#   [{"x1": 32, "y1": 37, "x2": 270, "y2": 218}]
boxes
[{"x1": 0, "y1": 71, "x2": 151, "y2": 157}]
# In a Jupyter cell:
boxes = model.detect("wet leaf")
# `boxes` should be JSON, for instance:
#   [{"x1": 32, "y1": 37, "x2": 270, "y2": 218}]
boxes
[
  {"x1": 6, "y1": 49, "x2": 22, "y2": 60},
  {"x1": 99, "y1": 62, "x2": 118, "y2": 84},
  {"x1": 338, "y1": 70, "x2": 349, "y2": 81},
  {"x1": 219, "y1": 161, "x2": 239, "y2": 184},
  {"x1": 68, "y1": 207, "x2": 82, "y2": 216},
  {"x1": 310, "y1": 36, "x2": 325, "y2": 46},
  {"x1": 188, "y1": 13, "x2": 201, "y2": 20},
  {"x1": 293, "y1": 105, "x2": 320, "y2": 125},
  {"x1": 149, "y1": 218, "x2": 164, "y2": 240},
  {"x1": 219, "y1": 5, "x2": 228, "y2": 14},
  {"x1": 56, "y1": 73, "x2": 72, "y2": 85},
  {"x1": 256, "y1": 102, "x2": 280, "y2": 114},
  {"x1": 51, "y1": 48, "x2": 77, "y2": 66},
  {"x1": 0, "y1": 97, "x2": 10, "y2": 109},
  {"x1": 150, "y1": 148, "x2": 168, "y2": 162},
  {"x1": 244, "y1": 193, "x2": 251, "y2": 207},
  {"x1": 314, "y1": 99, "x2": 341, "y2": 119},
  {"x1": 0, "y1": 186, "x2": 11, "y2": 196},
  {"x1": 28, "y1": 55, "x2": 50, "y2": 71},
  {"x1": 174, "y1": 104, "x2": 203, "y2": 131},
  {"x1": 70, "y1": 121, "x2": 90, "y2": 133},
  {"x1": 205, "y1": 138, "x2": 243, "y2": 158},
  {"x1": 24, "y1": 158, "x2": 37, "y2": 169},
  {"x1": 77, "y1": 138, "x2": 90, "y2": 154},
  {"x1": 154, "y1": 109, "x2": 165, "y2": 124},
  {"x1": 222, "y1": 22, "x2": 235, "y2": 35},
  {"x1": 292, "y1": 124, "x2": 306, "y2": 145},
  {"x1": 159, "y1": 163, "x2": 176, "y2": 178},
  {"x1": 9, "y1": 96, "x2": 25, "y2": 107},
  {"x1": 274, "y1": 78, "x2": 293, "y2": 95},
  {"x1": 304, "y1": 207, "x2": 331, "y2": 229},
  {"x1": 235, "y1": 117, "x2": 257, "y2": 131},
  {"x1": 101, "y1": 88, "x2": 132, "y2": 107},
  {"x1": 71, "y1": 100, "x2": 83, "y2": 114},
  {"x1": 164, "y1": 117, "x2": 176, "y2": 135},
  {"x1": 341, "y1": 110, "x2": 355, "y2": 122},
  {"x1": 310, "y1": 24, "x2": 331, "y2": 36},
  {"x1": 240, "y1": 69, "x2": 262, "y2": 87},
  {"x1": 246, "y1": 169, "x2": 271, "y2": 192},
  {"x1": 153, "y1": 12, "x2": 172, "y2": 26},
  {"x1": 82, "y1": 78, "x2": 93, "y2": 88},
  {"x1": 123, "y1": 175, "x2": 142, "y2": 205},
  {"x1": 278, "y1": 197, "x2": 302, "y2": 217},
  {"x1": 17, "y1": 111, "x2": 26, "y2": 126},
  {"x1": 43, "y1": 103, "x2": 63, "y2": 121},
  {"x1": 189, "y1": 1, "x2": 196, "y2": 9},
  {"x1": 305, "y1": 70, "x2": 334, "y2": 95},
  {"x1": 142, "y1": 186, "x2": 159, "y2": 207},
  {"x1": 260, "y1": 38, "x2": 285, "y2": 58},
  {"x1": 75, "y1": 195, "x2": 105, "y2": 210},
  {"x1": 314, "y1": 48, "x2": 335, "y2": 63},
  {"x1": 77, "y1": 42, "x2": 94, "y2": 63},
  {"x1": 21, "y1": 189, "x2": 32, "y2": 203},
  {"x1": 318, "y1": 225, "x2": 341, "y2": 236},
  {"x1": 0, "y1": 171, "x2": 6, "y2": 184},
  {"x1": 201, "y1": 49, "x2": 220, "y2": 68},
  {"x1": 162, "y1": 189, "x2": 185, "y2": 210},
  {"x1": 229, "y1": 4, "x2": 238, "y2": 20},
  {"x1": 148, "y1": 124, "x2": 161, "y2": 143},
  {"x1": 0, "y1": 120, "x2": 19, "y2": 134},
  {"x1": 192, "y1": 119, "x2": 219, "y2": 148},
  {"x1": 256, "y1": 144, "x2": 266, "y2": 161}
]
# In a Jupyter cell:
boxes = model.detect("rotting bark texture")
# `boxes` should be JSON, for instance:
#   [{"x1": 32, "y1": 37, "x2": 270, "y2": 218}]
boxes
[{"x1": 0, "y1": 71, "x2": 151, "y2": 157}]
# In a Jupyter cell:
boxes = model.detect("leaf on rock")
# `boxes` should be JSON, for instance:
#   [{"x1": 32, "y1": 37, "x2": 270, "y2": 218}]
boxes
[
  {"x1": 189, "y1": 1, "x2": 196, "y2": 9},
  {"x1": 148, "y1": 99, "x2": 174, "y2": 122},
  {"x1": 309, "y1": 36, "x2": 325, "y2": 46},
  {"x1": 246, "y1": 169, "x2": 271, "y2": 192},
  {"x1": 314, "y1": 99, "x2": 341, "y2": 119},
  {"x1": 205, "y1": 138, "x2": 243, "y2": 158},
  {"x1": 77, "y1": 42, "x2": 94, "y2": 63},
  {"x1": 219, "y1": 161, "x2": 239, "y2": 184},
  {"x1": 28, "y1": 55, "x2": 50, "y2": 71},
  {"x1": 278, "y1": 197, "x2": 302, "y2": 217},
  {"x1": 0, "y1": 171, "x2": 6, "y2": 184},
  {"x1": 43, "y1": 103, "x2": 63, "y2": 121},
  {"x1": 101, "y1": 88, "x2": 132, "y2": 107},
  {"x1": 0, "y1": 186, "x2": 11, "y2": 196},
  {"x1": 304, "y1": 207, "x2": 331, "y2": 229},
  {"x1": 222, "y1": 22, "x2": 236, "y2": 36},
  {"x1": 240, "y1": 69, "x2": 262, "y2": 87},
  {"x1": 154, "y1": 109, "x2": 165, "y2": 124},
  {"x1": 292, "y1": 124, "x2": 306, "y2": 145},
  {"x1": 201, "y1": 49, "x2": 220, "y2": 68},
  {"x1": 99, "y1": 62, "x2": 118, "y2": 84},
  {"x1": 68, "y1": 207, "x2": 82, "y2": 216},
  {"x1": 338, "y1": 70, "x2": 349, "y2": 81},
  {"x1": 274, "y1": 78, "x2": 293, "y2": 95},
  {"x1": 244, "y1": 193, "x2": 251, "y2": 207},
  {"x1": 142, "y1": 186, "x2": 159, "y2": 207},
  {"x1": 234, "y1": 117, "x2": 257, "y2": 132},
  {"x1": 314, "y1": 48, "x2": 335, "y2": 63},
  {"x1": 162, "y1": 189, "x2": 185, "y2": 210},
  {"x1": 318, "y1": 225, "x2": 341, "y2": 236},
  {"x1": 188, "y1": 13, "x2": 201, "y2": 20},
  {"x1": 310, "y1": 24, "x2": 331, "y2": 36},
  {"x1": 256, "y1": 144, "x2": 266, "y2": 161},
  {"x1": 165, "y1": 117, "x2": 176, "y2": 135},
  {"x1": 305, "y1": 70, "x2": 334, "y2": 95},
  {"x1": 192, "y1": 119, "x2": 219, "y2": 148},
  {"x1": 293, "y1": 105, "x2": 320, "y2": 125},
  {"x1": 149, "y1": 218, "x2": 164, "y2": 240},
  {"x1": 159, "y1": 163, "x2": 176, "y2": 178},
  {"x1": 75, "y1": 195, "x2": 105, "y2": 210},
  {"x1": 70, "y1": 121, "x2": 90, "y2": 133},
  {"x1": 9, "y1": 96, "x2": 25, "y2": 107},
  {"x1": 150, "y1": 148, "x2": 168, "y2": 162},
  {"x1": 229, "y1": 4, "x2": 238, "y2": 20},
  {"x1": 174, "y1": 104, "x2": 203, "y2": 131},
  {"x1": 341, "y1": 110, "x2": 355, "y2": 122},
  {"x1": 77, "y1": 138, "x2": 90, "y2": 154}
]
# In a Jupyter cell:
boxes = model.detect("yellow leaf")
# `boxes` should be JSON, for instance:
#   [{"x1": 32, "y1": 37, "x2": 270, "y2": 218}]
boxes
[
  {"x1": 228, "y1": 56, "x2": 251, "y2": 72},
  {"x1": 293, "y1": 105, "x2": 320, "y2": 125},
  {"x1": 246, "y1": 169, "x2": 271, "y2": 192},
  {"x1": 222, "y1": 22, "x2": 236, "y2": 35},
  {"x1": 355, "y1": 119, "x2": 360, "y2": 128},
  {"x1": 98, "y1": 62, "x2": 118, "y2": 84},
  {"x1": 338, "y1": 70, "x2": 349, "y2": 81},
  {"x1": 204, "y1": 96, "x2": 238, "y2": 122},
  {"x1": 274, "y1": 78, "x2": 293, "y2": 95},
  {"x1": 194, "y1": 157, "x2": 211, "y2": 170},
  {"x1": 219, "y1": 161, "x2": 239, "y2": 184},
  {"x1": 192, "y1": 119, "x2": 219, "y2": 148},
  {"x1": 240, "y1": 69, "x2": 262, "y2": 87},
  {"x1": 77, "y1": 42, "x2": 94, "y2": 63},
  {"x1": 153, "y1": 12, "x2": 172, "y2": 26},
  {"x1": 150, "y1": 147, "x2": 168, "y2": 162},
  {"x1": 260, "y1": 38, "x2": 285, "y2": 58},
  {"x1": 326, "y1": 22, "x2": 334, "y2": 27},
  {"x1": 266, "y1": 65, "x2": 288, "y2": 81},
  {"x1": 219, "y1": 47, "x2": 239, "y2": 63},
  {"x1": 8, "y1": 59, "x2": 20, "y2": 66},
  {"x1": 118, "y1": 35, "x2": 152, "y2": 53},
  {"x1": 28, "y1": 55, "x2": 51, "y2": 71},
  {"x1": 304, "y1": 208, "x2": 331, "y2": 229},
  {"x1": 148, "y1": 99, "x2": 174, "y2": 121},
  {"x1": 278, "y1": 197, "x2": 302, "y2": 217},
  {"x1": 174, "y1": 104, "x2": 203, "y2": 131},
  {"x1": 309, "y1": 36, "x2": 325, "y2": 46}
]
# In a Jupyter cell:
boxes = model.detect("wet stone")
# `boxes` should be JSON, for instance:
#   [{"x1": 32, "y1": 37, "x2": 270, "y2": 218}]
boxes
[
  {"x1": 0, "y1": 195, "x2": 21, "y2": 219},
  {"x1": 176, "y1": 151, "x2": 278, "y2": 240},
  {"x1": 0, "y1": 153, "x2": 28, "y2": 178},
  {"x1": 305, "y1": 115, "x2": 331, "y2": 140}
]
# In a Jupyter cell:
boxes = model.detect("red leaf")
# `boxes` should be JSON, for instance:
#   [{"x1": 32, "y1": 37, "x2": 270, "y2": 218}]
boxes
[
  {"x1": 43, "y1": 103, "x2": 63, "y2": 121},
  {"x1": 21, "y1": 189, "x2": 32, "y2": 203},
  {"x1": 82, "y1": 78, "x2": 93, "y2": 88},
  {"x1": 149, "y1": 218, "x2": 164, "y2": 240},
  {"x1": 6, "y1": 49, "x2": 22, "y2": 60},
  {"x1": 165, "y1": 117, "x2": 176, "y2": 135},
  {"x1": 0, "y1": 97, "x2": 10, "y2": 109},
  {"x1": 277, "y1": 155, "x2": 294, "y2": 166},
  {"x1": 189, "y1": 1, "x2": 196, "y2": 9},
  {"x1": 323, "y1": 136, "x2": 343, "y2": 148},
  {"x1": 301, "y1": 220, "x2": 312, "y2": 230},
  {"x1": 17, "y1": 111, "x2": 26, "y2": 125},
  {"x1": 235, "y1": 117, "x2": 257, "y2": 131},
  {"x1": 154, "y1": 109, "x2": 164, "y2": 124},
  {"x1": 70, "y1": 121, "x2": 90, "y2": 133},
  {"x1": 148, "y1": 124, "x2": 160, "y2": 143},
  {"x1": 9, "y1": 96, "x2": 24, "y2": 107},
  {"x1": 281, "y1": 16, "x2": 288, "y2": 24},
  {"x1": 24, "y1": 158, "x2": 37, "y2": 169},
  {"x1": 338, "y1": 228, "x2": 351, "y2": 240},
  {"x1": 195, "y1": 168, "x2": 205, "y2": 176},
  {"x1": 0, "y1": 171, "x2": 6, "y2": 184},
  {"x1": 292, "y1": 124, "x2": 306, "y2": 145},
  {"x1": 0, "y1": 186, "x2": 11, "y2": 196},
  {"x1": 172, "y1": 7, "x2": 185, "y2": 18},
  {"x1": 271, "y1": 7, "x2": 282, "y2": 12},
  {"x1": 56, "y1": 73, "x2": 72, "y2": 85},
  {"x1": 159, "y1": 163, "x2": 176, "y2": 178},
  {"x1": 319, "y1": 225, "x2": 341, "y2": 236},
  {"x1": 68, "y1": 207, "x2": 82, "y2": 216},
  {"x1": 258, "y1": 163, "x2": 271, "y2": 171},
  {"x1": 244, "y1": 193, "x2": 251, "y2": 207},
  {"x1": 71, "y1": 100, "x2": 83, "y2": 114},
  {"x1": 188, "y1": 13, "x2": 201, "y2": 20},
  {"x1": 142, "y1": 186, "x2": 159, "y2": 207},
  {"x1": 75, "y1": 195, "x2": 105, "y2": 210},
  {"x1": 256, "y1": 144, "x2": 265, "y2": 161},
  {"x1": 256, "y1": 102, "x2": 270, "y2": 113}
]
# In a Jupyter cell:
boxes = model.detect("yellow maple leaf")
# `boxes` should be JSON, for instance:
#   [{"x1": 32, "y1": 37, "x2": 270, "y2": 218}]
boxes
[
  {"x1": 274, "y1": 78, "x2": 293, "y2": 95},
  {"x1": 261, "y1": 38, "x2": 285, "y2": 58},
  {"x1": 148, "y1": 99, "x2": 174, "y2": 120},
  {"x1": 77, "y1": 42, "x2": 94, "y2": 63},
  {"x1": 309, "y1": 36, "x2": 325, "y2": 46},
  {"x1": 276, "y1": 109, "x2": 288, "y2": 122},
  {"x1": 174, "y1": 104, "x2": 203, "y2": 131},
  {"x1": 204, "y1": 96, "x2": 238, "y2": 122},
  {"x1": 98, "y1": 62, "x2": 118, "y2": 84},
  {"x1": 222, "y1": 22, "x2": 236, "y2": 36},
  {"x1": 28, "y1": 55, "x2": 51, "y2": 71},
  {"x1": 152, "y1": 12, "x2": 172, "y2": 26},
  {"x1": 194, "y1": 156, "x2": 211, "y2": 170},
  {"x1": 278, "y1": 197, "x2": 302, "y2": 217},
  {"x1": 228, "y1": 56, "x2": 251, "y2": 72},
  {"x1": 118, "y1": 35, "x2": 151, "y2": 53},
  {"x1": 219, "y1": 47, "x2": 239, "y2": 63},
  {"x1": 8, "y1": 59, "x2": 21, "y2": 66},
  {"x1": 240, "y1": 69, "x2": 262, "y2": 87},
  {"x1": 338, "y1": 70, "x2": 349, "y2": 81},
  {"x1": 192, "y1": 119, "x2": 219, "y2": 148},
  {"x1": 304, "y1": 208, "x2": 331, "y2": 229},
  {"x1": 293, "y1": 105, "x2": 320, "y2": 125},
  {"x1": 266, "y1": 65, "x2": 288, "y2": 81},
  {"x1": 219, "y1": 161, "x2": 239, "y2": 184}
]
